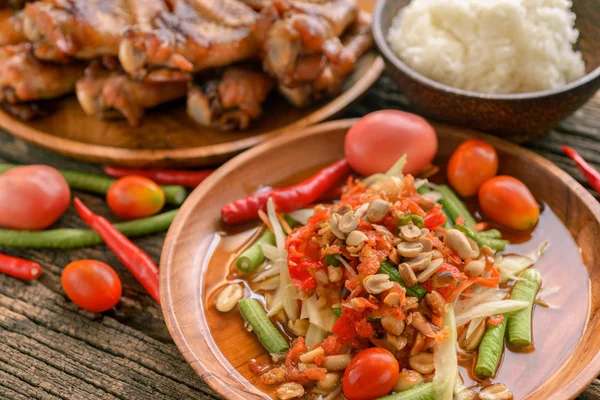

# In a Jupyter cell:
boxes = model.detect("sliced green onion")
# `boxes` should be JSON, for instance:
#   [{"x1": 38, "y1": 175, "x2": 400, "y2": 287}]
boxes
[
  {"x1": 437, "y1": 184, "x2": 476, "y2": 227},
  {"x1": 377, "y1": 383, "x2": 435, "y2": 400},
  {"x1": 400, "y1": 214, "x2": 424, "y2": 229},
  {"x1": 475, "y1": 316, "x2": 507, "y2": 378},
  {"x1": 379, "y1": 261, "x2": 427, "y2": 299},
  {"x1": 236, "y1": 230, "x2": 276, "y2": 273},
  {"x1": 325, "y1": 254, "x2": 341, "y2": 267},
  {"x1": 507, "y1": 268, "x2": 542, "y2": 348},
  {"x1": 238, "y1": 298, "x2": 289, "y2": 353}
]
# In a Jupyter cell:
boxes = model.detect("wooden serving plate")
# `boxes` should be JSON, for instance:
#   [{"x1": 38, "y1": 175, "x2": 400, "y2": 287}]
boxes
[
  {"x1": 0, "y1": 2, "x2": 383, "y2": 168},
  {"x1": 160, "y1": 119, "x2": 600, "y2": 400}
]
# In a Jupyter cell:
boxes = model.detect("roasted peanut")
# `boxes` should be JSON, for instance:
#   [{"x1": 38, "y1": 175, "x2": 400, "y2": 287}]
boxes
[
  {"x1": 382, "y1": 316, "x2": 405, "y2": 336},
  {"x1": 384, "y1": 292, "x2": 401, "y2": 306},
  {"x1": 400, "y1": 223, "x2": 421, "y2": 242},
  {"x1": 330, "y1": 214, "x2": 346, "y2": 239},
  {"x1": 465, "y1": 260, "x2": 485, "y2": 277},
  {"x1": 261, "y1": 367, "x2": 287, "y2": 385},
  {"x1": 410, "y1": 312, "x2": 439, "y2": 338},
  {"x1": 397, "y1": 242, "x2": 424, "y2": 258},
  {"x1": 215, "y1": 284, "x2": 244, "y2": 312},
  {"x1": 317, "y1": 372, "x2": 342, "y2": 392},
  {"x1": 416, "y1": 259, "x2": 444, "y2": 283},
  {"x1": 346, "y1": 230, "x2": 368, "y2": 247},
  {"x1": 406, "y1": 252, "x2": 432, "y2": 271},
  {"x1": 328, "y1": 265, "x2": 343, "y2": 283},
  {"x1": 388, "y1": 248, "x2": 400, "y2": 265},
  {"x1": 276, "y1": 382, "x2": 305, "y2": 399},
  {"x1": 431, "y1": 250, "x2": 443, "y2": 260},
  {"x1": 431, "y1": 270, "x2": 458, "y2": 288},
  {"x1": 410, "y1": 332, "x2": 427, "y2": 355},
  {"x1": 338, "y1": 212, "x2": 361, "y2": 233},
  {"x1": 478, "y1": 383, "x2": 514, "y2": 400},
  {"x1": 394, "y1": 369, "x2": 424, "y2": 392},
  {"x1": 363, "y1": 274, "x2": 394, "y2": 294},
  {"x1": 322, "y1": 354, "x2": 352, "y2": 371},
  {"x1": 372, "y1": 224, "x2": 394, "y2": 238},
  {"x1": 408, "y1": 352, "x2": 435, "y2": 375},
  {"x1": 444, "y1": 229, "x2": 472, "y2": 259},
  {"x1": 387, "y1": 333, "x2": 408, "y2": 351},
  {"x1": 467, "y1": 237, "x2": 480, "y2": 259},
  {"x1": 417, "y1": 236, "x2": 433, "y2": 252},
  {"x1": 367, "y1": 199, "x2": 391, "y2": 222},
  {"x1": 399, "y1": 263, "x2": 418, "y2": 287},
  {"x1": 425, "y1": 291, "x2": 446, "y2": 316}
]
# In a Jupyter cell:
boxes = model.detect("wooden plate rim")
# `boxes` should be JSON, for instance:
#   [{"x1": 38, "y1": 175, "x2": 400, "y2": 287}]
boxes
[
  {"x1": 0, "y1": 58, "x2": 384, "y2": 166},
  {"x1": 160, "y1": 118, "x2": 600, "y2": 400}
]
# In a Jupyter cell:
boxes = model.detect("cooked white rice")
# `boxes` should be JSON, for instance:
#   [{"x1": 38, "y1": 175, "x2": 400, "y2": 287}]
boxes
[{"x1": 387, "y1": 0, "x2": 586, "y2": 94}]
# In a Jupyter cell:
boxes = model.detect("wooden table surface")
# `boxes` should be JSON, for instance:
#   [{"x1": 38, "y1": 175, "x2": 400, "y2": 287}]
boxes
[{"x1": 0, "y1": 76, "x2": 599, "y2": 400}]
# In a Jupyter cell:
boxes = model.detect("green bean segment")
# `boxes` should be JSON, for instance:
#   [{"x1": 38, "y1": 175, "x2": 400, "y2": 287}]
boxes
[
  {"x1": 378, "y1": 383, "x2": 434, "y2": 400},
  {"x1": 455, "y1": 224, "x2": 508, "y2": 252},
  {"x1": 0, "y1": 210, "x2": 178, "y2": 248},
  {"x1": 475, "y1": 316, "x2": 507, "y2": 378},
  {"x1": 379, "y1": 261, "x2": 427, "y2": 299},
  {"x1": 236, "y1": 230, "x2": 275, "y2": 273},
  {"x1": 477, "y1": 229, "x2": 502, "y2": 239},
  {"x1": 0, "y1": 163, "x2": 187, "y2": 205},
  {"x1": 508, "y1": 268, "x2": 542, "y2": 348},
  {"x1": 437, "y1": 184, "x2": 476, "y2": 227},
  {"x1": 238, "y1": 298, "x2": 289, "y2": 353},
  {"x1": 325, "y1": 254, "x2": 341, "y2": 267}
]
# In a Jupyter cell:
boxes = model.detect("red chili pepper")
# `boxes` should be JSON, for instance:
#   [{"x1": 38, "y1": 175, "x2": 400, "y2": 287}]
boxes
[
  {"x1": 561, "y1": 145, "x2": 600, "y2": 194},
  {"x1": 73, "y1": 198, "x2": 160, "y2": 303},
  {"x1": 103, "y1": 166, "x2": 213, "y2": 188},
  {"x1": 0, "y1": 253, "x2": 42, "y2": 280},
  {"x1": 221, "y1": 159, "x2": 351, "y2": 225}
]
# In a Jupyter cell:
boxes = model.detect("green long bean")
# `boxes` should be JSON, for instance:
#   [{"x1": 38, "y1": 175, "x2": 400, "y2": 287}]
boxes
[
  {"x1": 477, "y1": 229, "x2": 503, "y2": 239},
  {"x1": 455, "y1": 224, "x2": 509, "y2": 252},
  {"x1": 416, "y1": 185, "x2": 452, "y2": 229},
  {"x1": 378, "y1": 383, "x2": 435, "y2": 400},
  {"x1": 508, "y1": 268, "x2": 542, "y2": 348},
  {"x1": 379, "y1": 261, "x2": 427, "y2": 299},
  {"x1": 437, "y1": 184, "x2": 476, "y2": 227},
  {"x1": 238, "y1": 298, "x2": 289, "y2": 353},
  {"x1": 475, "y1": 316, "x2": 507, "y2": 378},
  {"x1": 0, "y1": 210, "x2": 178, "y2": 248},
  {"x1": 236, "y1": 230, "x2": 275, "y2": 273},
  {"x1": 0, "y1": 164, "x2": 187, "y2": 205}
]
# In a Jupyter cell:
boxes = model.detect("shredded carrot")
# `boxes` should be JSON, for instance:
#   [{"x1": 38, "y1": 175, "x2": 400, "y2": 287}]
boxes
[
  {"x1": 446, "y1": 279, "x2": 476, "y2": 302},
  {"x1": 474, "y1": 266, "x2": 500, "y2": 287},
  {"x1": 488, "y1": 315, "x2": 504, "y2": 326},
  {"x1": 277, "y1": 213, "x2": 292, "y2": 234},
  {"x1": 456, "y1": 215, "x2": 465, "y2": 225},
  {"x1": 472, "y1": 222, "x2": 491, "y2": 232},
  {"x1": 257, "y1": 209, "x2": 274, "y2": 232}
]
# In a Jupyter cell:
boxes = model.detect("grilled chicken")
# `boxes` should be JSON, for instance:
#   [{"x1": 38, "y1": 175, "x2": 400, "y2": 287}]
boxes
[
  {"x1": 0, "y1": 11, "x2": 26, "y2": 46},
  {"x1": 278, "y1": 10, "x2": 372, "y2": 106},
  {"x1": 76, "y1": 61, "x2": 188, "y2": 126},
  {"x1": 22, "y1": 0, "x2": 168, "y2": 61},
  {"x1": 119, "y1": 0, "x2": 261, "y2": 80},
  {"x1": 187, "y1": 65, "x2": 274, "y2": 130},
  {"x1": 0, "y1": 43, "x2": 85, "y2": 104},
  {"x1": 255, "y1": 0, "x2": 357, "y2": 89}
]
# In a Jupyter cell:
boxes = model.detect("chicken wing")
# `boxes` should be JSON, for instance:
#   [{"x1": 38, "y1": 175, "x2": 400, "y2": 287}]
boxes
[
  {"x1": 255, "y1": 0, "x2": 357, "y2": 88},
  {"x1": 187, "y1": 65, "x2": 274, "y2": 130},
  {"x1": 277, "y1": 10, "x2": 373, "y2": 106},
  {"x1": 76, "y1": 61, "x2": 188, "y2": 126},
  {"x1": 0, "y1": 11, "x2": 26, "y2": 46},
  {"x1": 0, "y1": 43, "x2": 85, "y2": 104},
  {"x1": 22, "y1": 0, "x2": 168, "y2": 62},
  {"x1": 119, "y1": 0, "x2": 260, "y2": 80}
]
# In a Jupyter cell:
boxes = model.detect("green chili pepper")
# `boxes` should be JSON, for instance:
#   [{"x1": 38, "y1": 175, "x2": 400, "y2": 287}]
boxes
[{"x1": 400, "y1": 214, "x2": 425, "y2": 229}]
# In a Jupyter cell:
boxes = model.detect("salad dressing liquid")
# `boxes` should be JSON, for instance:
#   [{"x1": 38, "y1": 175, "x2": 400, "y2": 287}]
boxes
[{"x1": 204, "y1": 178, "x2": 589, "y2": 399}]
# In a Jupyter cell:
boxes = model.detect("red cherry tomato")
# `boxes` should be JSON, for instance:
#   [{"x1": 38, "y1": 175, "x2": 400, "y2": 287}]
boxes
[
  {"x1": 345, "y1": 110, "x2": 437, "y2": 176},
  {"x1": 342, "y1": 348, "x2": 399, "y2": 400},
  {"x1": 447, "y1": 139, "x2": 498, "y2": 197},
  {"x1": 0, "y1": 165, "x2": 70, "y2": 230},
  {"x1": 107, "y1": 176, "x2": 165, "y2": 220},
  {"x1": 61, "y1": 260, "x2": 122, "y2": 313},
  {"x1": 479, "y1": 176, "x2": 540, "y2": 231}
]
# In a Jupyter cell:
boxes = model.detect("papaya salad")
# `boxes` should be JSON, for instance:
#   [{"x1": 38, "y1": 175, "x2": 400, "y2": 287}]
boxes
[{"x1": 214, "y1": 111, "x2": 549, "y2": 400}]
